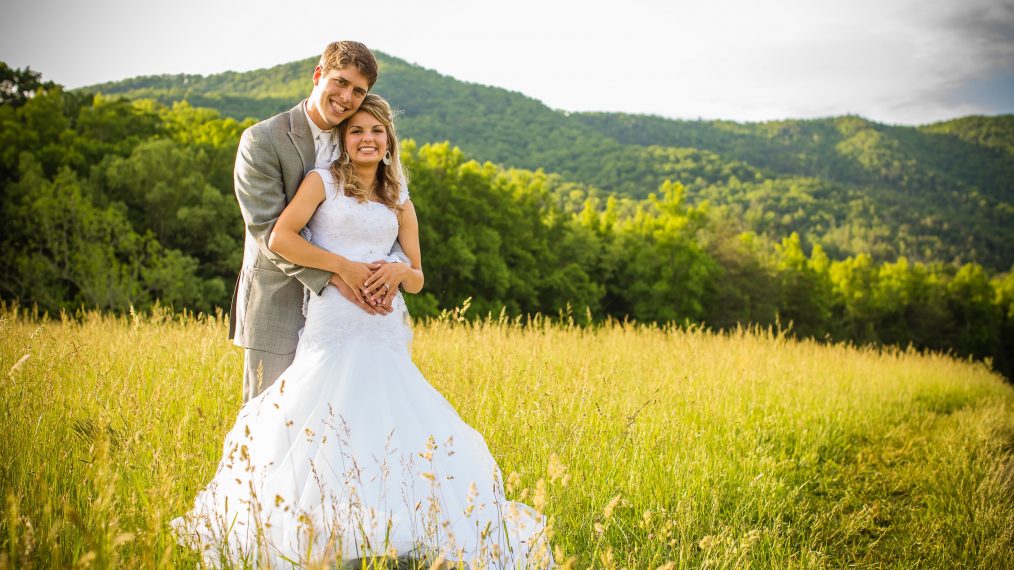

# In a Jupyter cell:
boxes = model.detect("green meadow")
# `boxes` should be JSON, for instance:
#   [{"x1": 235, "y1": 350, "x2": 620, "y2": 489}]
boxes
[{"x1": 1, "y1": 305, "x2": 1012, "y2": 568}]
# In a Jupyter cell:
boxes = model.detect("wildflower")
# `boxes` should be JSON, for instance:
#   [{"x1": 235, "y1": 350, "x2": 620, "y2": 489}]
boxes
[
  {"x1": 113, "y1": 532, "x2": 133, "y2": 546},
  {"x1": 640, "y1": 509, "x2": 653, "y2": 528},
  {"x1": 6, "y1": 353, "x2": 29, "y2": 377},
  {"x1": 740, "y1": 529, "x2": 761, "y2": 549},
  {"x1": 506, "y1": 471, "x2": 522, "y2": 495},
  {"x1": 533, "y1": 478, "x2": 548, "y2": 512},
  {"x1": 603, "y1": 494, "x2": 621, "y2": 520},
  {"x1": 420, "y1": 435, "x2": 437, "y2": 461},
  {"x1": 547, "y1": 453, "x2": 569, "y2": 486},
  {"x1": 463, "y1": 482, "x2": 478, "y2": 517},
  {"x1": 599, "y1": 546, "x2": 616, "y2": 569}
]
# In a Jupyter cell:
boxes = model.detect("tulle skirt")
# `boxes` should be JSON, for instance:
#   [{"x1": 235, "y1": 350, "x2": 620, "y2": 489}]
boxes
[{"x1": 172, "y1": 289, "x2": 552, "y2": 568}]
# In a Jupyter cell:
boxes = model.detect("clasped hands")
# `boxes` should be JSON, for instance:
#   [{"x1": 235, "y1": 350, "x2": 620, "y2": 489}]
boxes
[{"x1": 329, "y1": 259, "x2": 409, "y2": 315}]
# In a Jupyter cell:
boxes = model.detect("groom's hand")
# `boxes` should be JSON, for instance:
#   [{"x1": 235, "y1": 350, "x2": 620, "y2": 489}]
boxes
[{"x1": 329, "y1": 274, "x2": 391, "y2": 315}]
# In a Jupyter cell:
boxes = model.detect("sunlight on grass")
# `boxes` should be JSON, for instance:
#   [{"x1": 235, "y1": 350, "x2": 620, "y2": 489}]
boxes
[{"x1": 1, "y1": 304, "x2": 1012, "y2": 568}]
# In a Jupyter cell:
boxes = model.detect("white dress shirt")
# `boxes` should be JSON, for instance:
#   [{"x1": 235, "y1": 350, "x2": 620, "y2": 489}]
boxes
[{"x1": 303, "y1": 100, "x2": 339, "y2": 169}]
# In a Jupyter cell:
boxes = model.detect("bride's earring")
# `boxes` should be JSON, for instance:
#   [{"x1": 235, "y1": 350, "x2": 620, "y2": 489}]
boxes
[{"x1": 382, "y1": 150, "x2": 392, "y2": 166}]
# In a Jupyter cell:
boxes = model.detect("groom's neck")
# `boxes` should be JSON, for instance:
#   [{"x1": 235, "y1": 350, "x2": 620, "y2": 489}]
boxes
[{"x1": 304, "y1": 100, "x2": 333, "y2": 131}]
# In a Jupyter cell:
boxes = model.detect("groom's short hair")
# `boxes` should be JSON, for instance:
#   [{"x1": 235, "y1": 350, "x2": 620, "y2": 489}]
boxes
[{"x1": 319, "y1": 41, "x2": 379, "y2": 88}]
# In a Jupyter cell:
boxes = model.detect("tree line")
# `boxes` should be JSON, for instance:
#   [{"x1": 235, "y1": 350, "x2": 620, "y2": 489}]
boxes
[
  {"x1": 88, "y1": 53, "x2": 1014, "y2": 271},
  {"x1": 2, "y1": 65, "x2": 1011, "y2": 378}
]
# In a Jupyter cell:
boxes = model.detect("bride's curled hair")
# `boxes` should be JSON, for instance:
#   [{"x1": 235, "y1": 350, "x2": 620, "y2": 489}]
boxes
[{"x1": 330, "y1": 94, "x2": 407, "y2": 211}]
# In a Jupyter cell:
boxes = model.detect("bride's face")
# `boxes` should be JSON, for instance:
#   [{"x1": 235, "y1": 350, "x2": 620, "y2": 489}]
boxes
[{"x1": 344, "y1": 111, "x2": 388, "y2": 166}]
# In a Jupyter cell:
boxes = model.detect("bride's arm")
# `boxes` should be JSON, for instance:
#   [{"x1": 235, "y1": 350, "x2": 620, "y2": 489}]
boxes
[
  {"x1": 268, "y1": 172, "x2": 372, "y2": 292},
  {"x1": 364, "y1": 200, "x2": 424, "y2": 299}
]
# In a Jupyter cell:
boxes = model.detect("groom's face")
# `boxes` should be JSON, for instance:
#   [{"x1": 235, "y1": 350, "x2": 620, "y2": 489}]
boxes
[{"x1": 308, "y1": 65, "x2": 370, "y2": 129}]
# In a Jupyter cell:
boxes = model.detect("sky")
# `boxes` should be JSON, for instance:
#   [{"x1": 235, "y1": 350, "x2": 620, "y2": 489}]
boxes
[{"x1": 2, "y1": 0, "x2": 1012, "y2": 125}]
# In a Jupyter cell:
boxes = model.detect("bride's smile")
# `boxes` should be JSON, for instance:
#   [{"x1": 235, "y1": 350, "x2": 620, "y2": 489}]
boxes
[{"x1": 344, "y1": 112, "x2": 388, "y2": 165}]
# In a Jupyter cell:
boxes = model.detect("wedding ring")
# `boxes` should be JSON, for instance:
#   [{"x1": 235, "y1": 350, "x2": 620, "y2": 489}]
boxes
[{"x1": 383, "y1": 284, "x2": 390, "y2": 290}]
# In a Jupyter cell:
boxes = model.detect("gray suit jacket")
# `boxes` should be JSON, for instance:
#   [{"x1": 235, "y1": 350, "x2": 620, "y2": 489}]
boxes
[{"x1": 228, "y1": 102, "x2": 331, "y2": 354}]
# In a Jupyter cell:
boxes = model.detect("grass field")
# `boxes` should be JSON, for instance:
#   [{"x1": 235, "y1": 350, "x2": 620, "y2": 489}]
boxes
[{"x1": 1, "y1": 304, "x2": 1013, "y2": 568}]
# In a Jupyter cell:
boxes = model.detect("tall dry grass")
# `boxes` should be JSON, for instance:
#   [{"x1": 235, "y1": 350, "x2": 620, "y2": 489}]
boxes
[{"x1": 1, "y1": 303, "x2": 1013, "y2": 568}]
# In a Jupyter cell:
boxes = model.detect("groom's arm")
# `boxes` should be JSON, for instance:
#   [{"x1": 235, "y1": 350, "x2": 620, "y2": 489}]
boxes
[
  {"x1": 388, "y1": 240, "x2": 410, "y2": 264},
  {"x1": 386, "y1": 181, "x2": 412, "y2": 264},
  {"x1": 234, "y1": 126, "x2": 331, "y2": 295}
]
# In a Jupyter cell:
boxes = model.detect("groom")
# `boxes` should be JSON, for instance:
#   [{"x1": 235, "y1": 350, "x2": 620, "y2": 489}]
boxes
[{"x1": 229, "y1": 41, "x2": 398, "y2": 402}]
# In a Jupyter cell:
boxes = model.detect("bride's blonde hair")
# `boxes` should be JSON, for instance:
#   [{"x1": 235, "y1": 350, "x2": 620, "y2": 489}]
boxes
[{"x1": 330, "y1": 94, "x2": 406, "y2": 211}]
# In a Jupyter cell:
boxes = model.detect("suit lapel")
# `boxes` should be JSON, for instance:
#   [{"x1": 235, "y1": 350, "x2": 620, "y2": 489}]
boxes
[{"x1": 287, "y1": 101, "x2": 315, "y2": 187}]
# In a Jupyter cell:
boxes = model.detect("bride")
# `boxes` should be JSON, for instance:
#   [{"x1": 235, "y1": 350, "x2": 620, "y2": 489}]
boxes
[{"x1": 172, "y1": 95, "x2": 552, "y2": 568}]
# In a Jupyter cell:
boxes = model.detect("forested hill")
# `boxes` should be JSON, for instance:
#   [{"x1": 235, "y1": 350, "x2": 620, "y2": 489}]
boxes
[
  {"x1": 6, "y1": 60, "x2": 1014, "y2": 376},
  {"x1": 86, "y1": 52, "x2": 1014, "y2": 270}
]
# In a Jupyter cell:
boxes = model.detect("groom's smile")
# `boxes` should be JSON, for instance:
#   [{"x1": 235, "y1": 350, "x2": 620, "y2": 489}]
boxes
[{"x1": 307, "y1": 66, "x2": 370, "y2": 129}]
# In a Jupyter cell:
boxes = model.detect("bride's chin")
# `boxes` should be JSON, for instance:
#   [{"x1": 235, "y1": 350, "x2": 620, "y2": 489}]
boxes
[{"x1": 351, "y1": 158, "x2": 382, "y2": 167}]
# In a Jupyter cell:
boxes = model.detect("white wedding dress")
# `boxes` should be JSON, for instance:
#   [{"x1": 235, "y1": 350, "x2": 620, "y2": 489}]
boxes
[{"x1": 173, "y1": 170, "x2": 551, "y2": 568}]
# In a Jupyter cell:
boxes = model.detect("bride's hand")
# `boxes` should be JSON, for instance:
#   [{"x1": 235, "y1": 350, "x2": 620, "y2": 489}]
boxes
[
  {"x1": 328, "y1": 274, "x2": 388, "y2": 315},
  {"x1": 336, "y1": 260, "x2": 375, "y2": 306},
  {"x1": 363, "y1": 261, "x2": 409, "y2": 305}
]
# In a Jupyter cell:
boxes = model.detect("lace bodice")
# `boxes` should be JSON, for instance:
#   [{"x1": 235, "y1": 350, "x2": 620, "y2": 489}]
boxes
[
  {"x1": 304, "y1": 169, "x2": 408, "y2": 263},
  {"x1": 297, "y1": 169, "x2": 413, "y2": 356}
]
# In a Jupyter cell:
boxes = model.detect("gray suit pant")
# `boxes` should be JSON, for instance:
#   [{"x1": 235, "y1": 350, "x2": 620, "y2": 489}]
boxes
[{"x1": 243, "y1": 348, "x2": 296, "y2": 402}]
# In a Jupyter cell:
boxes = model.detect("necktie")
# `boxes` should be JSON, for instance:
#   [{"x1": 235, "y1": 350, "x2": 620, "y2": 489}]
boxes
[{"x1": 315, "y1": 130, "x2": 335, "y2": 169}]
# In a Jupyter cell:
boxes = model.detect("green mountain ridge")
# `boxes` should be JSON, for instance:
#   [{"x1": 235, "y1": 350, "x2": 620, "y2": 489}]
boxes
[
  {"x1": 6, "y1": 59, "x2": 1014, "y2": 376},
  {"x1": 84, "y1": 52, "x2": 1014, "y2": 269}
]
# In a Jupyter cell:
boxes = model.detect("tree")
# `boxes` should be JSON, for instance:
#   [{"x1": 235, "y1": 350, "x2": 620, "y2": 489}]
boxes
[
  {"x1": 0, "y1": 61, "x2": 56, "y2": 107},
  {"x1": 1, "y1": 155, "x2": 211, "y2": 311},
  {"x1": 773, "y1": 233, "x2": 832, "y2": 337}
]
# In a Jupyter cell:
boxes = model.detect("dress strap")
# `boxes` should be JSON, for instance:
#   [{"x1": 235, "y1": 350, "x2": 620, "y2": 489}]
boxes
[
  {"x1": 398, "y1": 180, "x2": 410, "y2": 205},
  {"x1": 313, "y1": 168, "x2": 341, "y2": 199}
]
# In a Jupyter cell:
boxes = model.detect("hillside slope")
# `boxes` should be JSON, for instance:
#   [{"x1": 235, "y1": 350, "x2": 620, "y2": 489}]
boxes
[{"x1": 85, "y1": 53, "x2": 1014, "y2": 269}]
